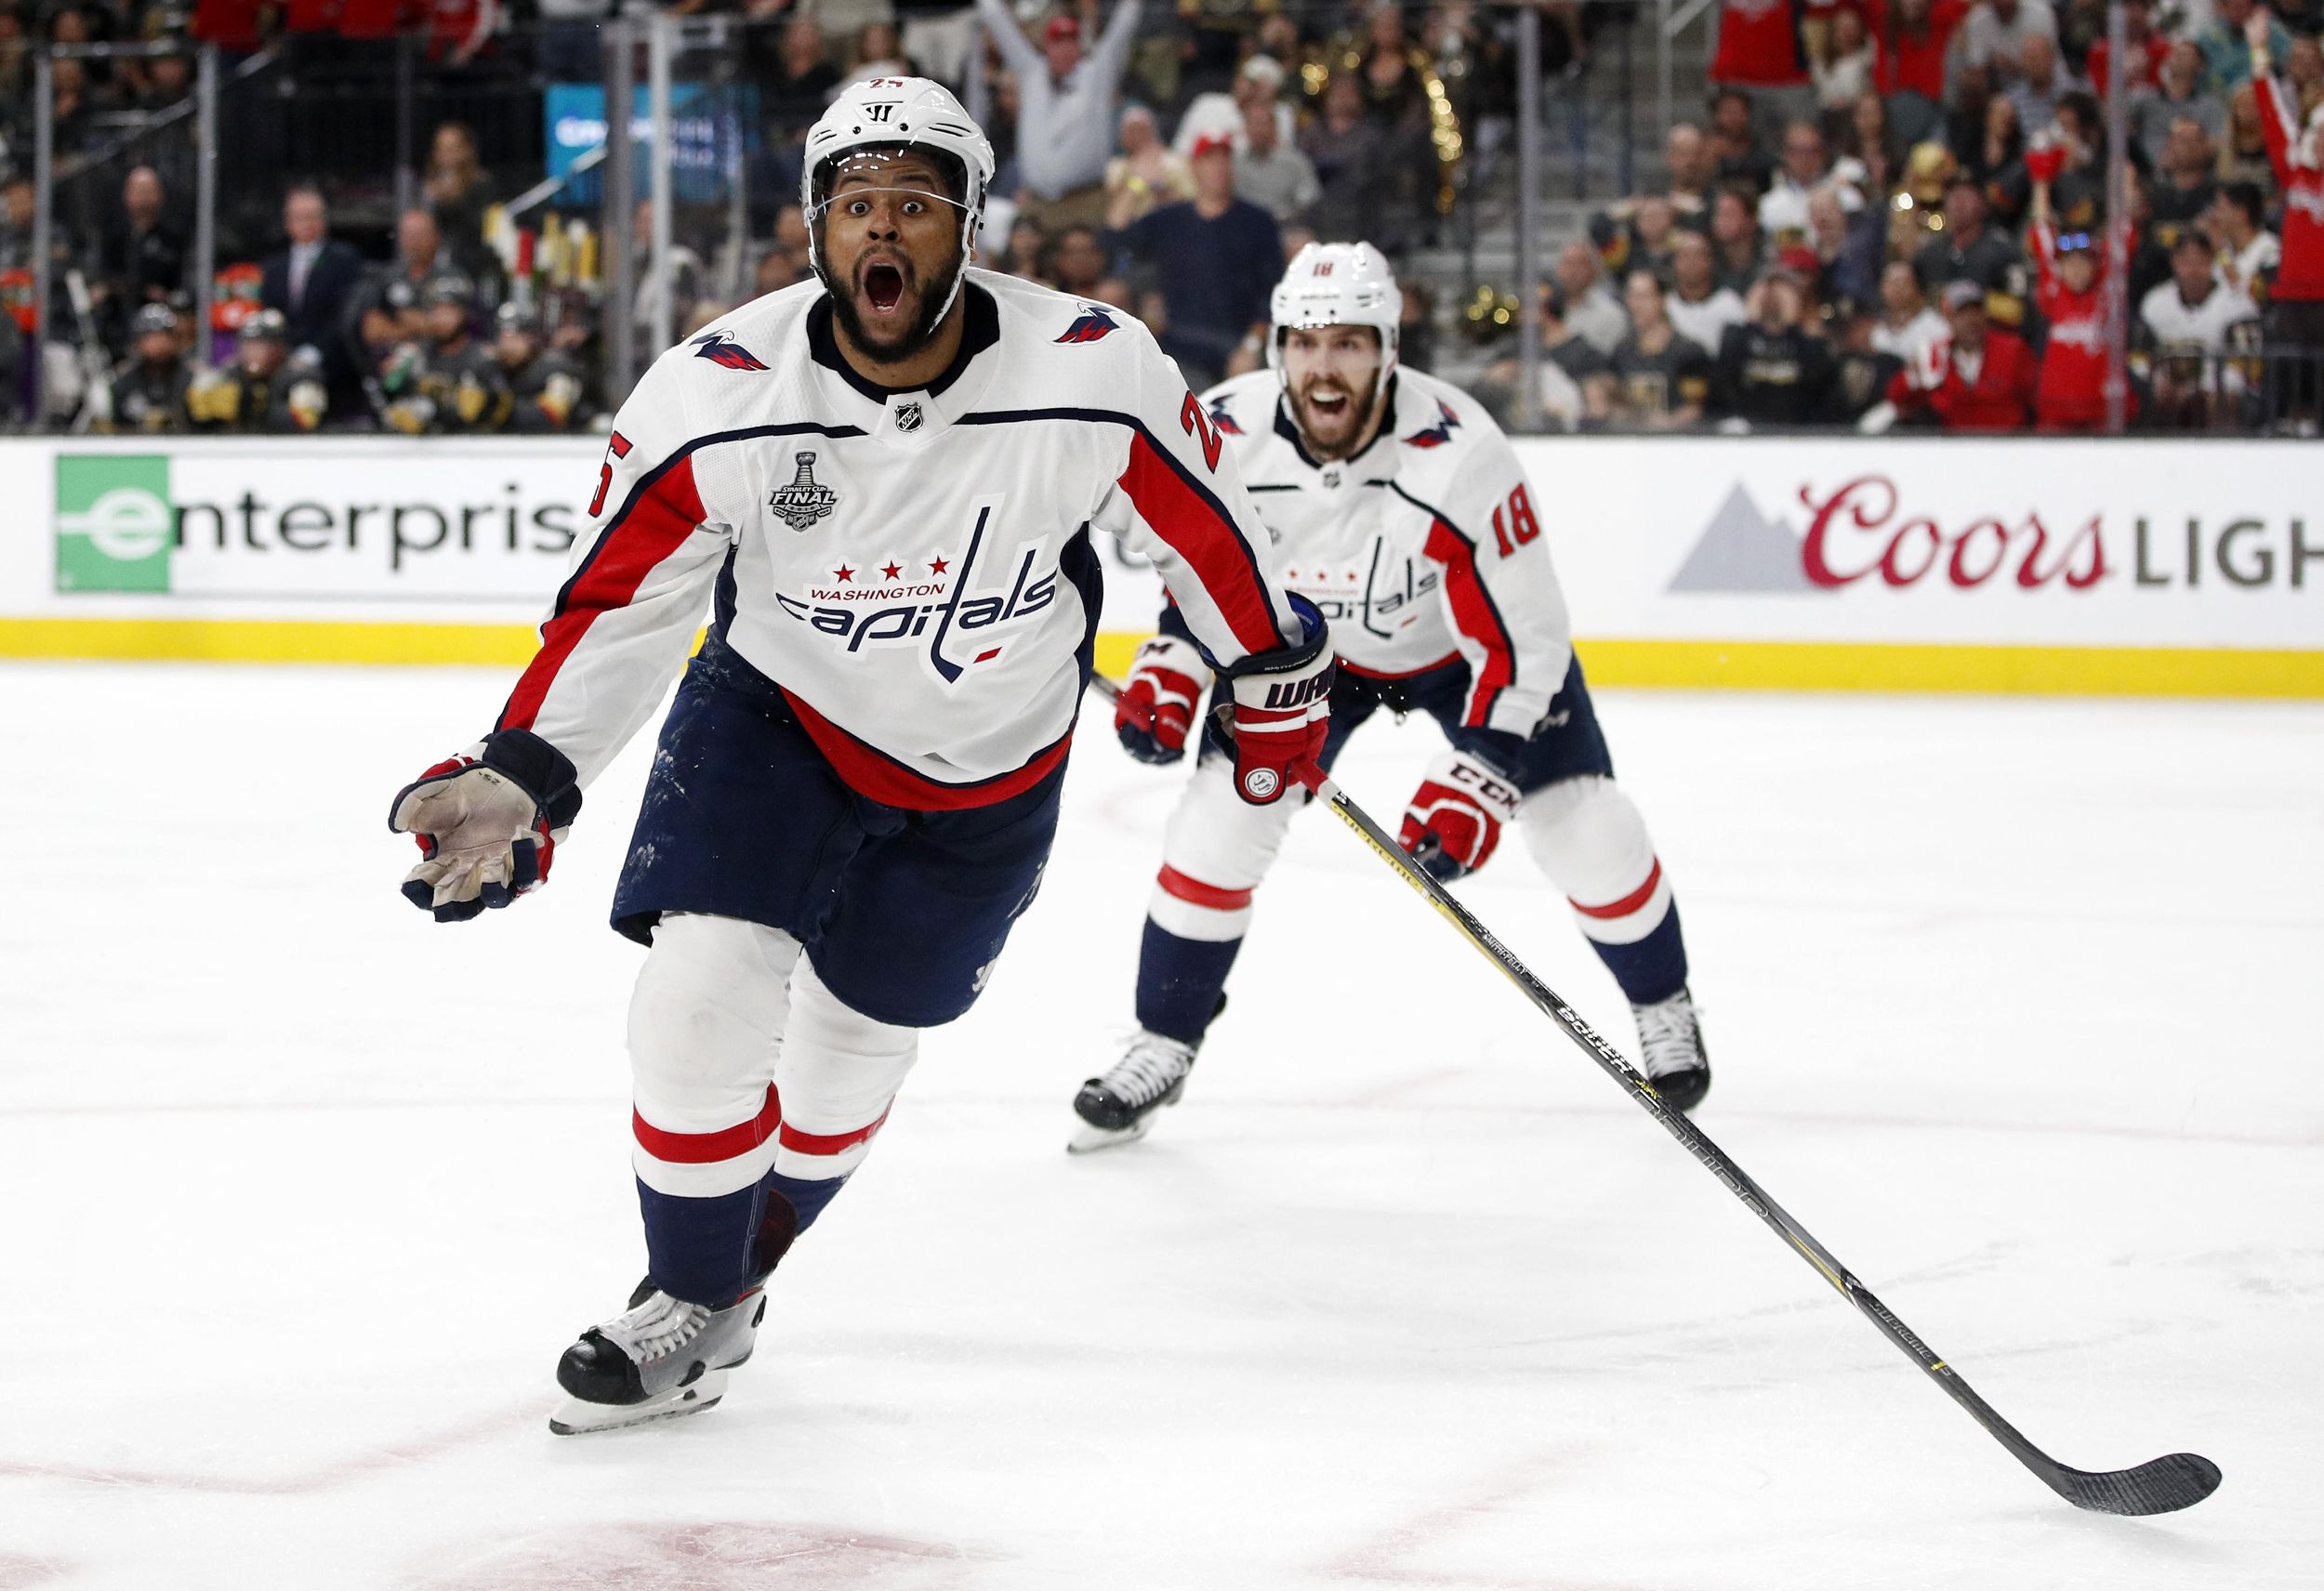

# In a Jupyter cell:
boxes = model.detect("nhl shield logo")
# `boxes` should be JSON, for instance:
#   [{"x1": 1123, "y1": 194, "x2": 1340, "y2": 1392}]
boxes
[
  {"x1": 769, "y1": 452, "x2": 838, "y2": 532},
  {"x1": 893, "y1": 401, "x2": 924, "y2": 433}
]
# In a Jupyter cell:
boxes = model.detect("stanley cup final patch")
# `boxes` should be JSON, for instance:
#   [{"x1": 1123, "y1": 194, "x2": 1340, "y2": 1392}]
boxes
[{"x1": 770, "y1": 452, "x2": 840, "y2": 532}]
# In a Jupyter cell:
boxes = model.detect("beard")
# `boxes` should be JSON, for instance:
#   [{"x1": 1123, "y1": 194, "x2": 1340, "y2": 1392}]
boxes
[
  {"x1": 1289, "y1": 373, "x2": 1380, "y2": 460},
  {"x1": 826, "y1": 239, "x2": 963, "y2": 367}
]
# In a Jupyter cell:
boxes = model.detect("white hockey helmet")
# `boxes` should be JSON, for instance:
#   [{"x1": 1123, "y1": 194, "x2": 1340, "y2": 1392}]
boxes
[
  {"x1": 802, "y1": 76, "x2": 997, "y2": 320},
  {"x1": 1268, "y1": 242, "x2": 1401, "y2": 398}
]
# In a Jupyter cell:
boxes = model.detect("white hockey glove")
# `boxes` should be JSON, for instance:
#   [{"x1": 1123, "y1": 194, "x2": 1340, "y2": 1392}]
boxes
[
  {"x1": 1399, "y1": 746, "x2": 1523, "y2": 882},
  {"x1": 1113, "y1": 633, "x2": 1211, "y2": 765},
  {"x1": 389, "y1": 729, "x2": 581, "y2": 923}
]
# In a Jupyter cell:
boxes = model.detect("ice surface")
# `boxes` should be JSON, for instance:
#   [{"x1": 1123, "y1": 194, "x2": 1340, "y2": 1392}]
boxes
[{"x1": 1, "y1": 662, "x2": 2318, "y2": 1589}]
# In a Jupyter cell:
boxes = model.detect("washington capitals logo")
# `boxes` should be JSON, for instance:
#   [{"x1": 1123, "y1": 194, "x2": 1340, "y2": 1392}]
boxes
[
  {"x1": 769, "y1": 452, "x2": 838, "y2": 532},
  {"x1": 1207, "y1": 395, "x2": 1244, "y2": 435},
  {"x1": 1402, "y1": 399, "x2": 1461, "y2": 449},
  {"x1": 691, "y1": 330, "x2": 769, "y2": 371},
  {"x1": 1055, "y1": 305, "x2": 1118, "y2": 345}
]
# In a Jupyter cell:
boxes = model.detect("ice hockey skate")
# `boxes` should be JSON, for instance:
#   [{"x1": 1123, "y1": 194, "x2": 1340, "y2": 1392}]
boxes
[
  {"x1": 548, "y1": 1280, "x2": 766, "y2": 1435},
  {"x1": 1631, "y1": 986, "x2": 1710, "y2": 1113},
  {"x1": 1069, "y1": 1029, "x2": 1198, "y2": 1152}
]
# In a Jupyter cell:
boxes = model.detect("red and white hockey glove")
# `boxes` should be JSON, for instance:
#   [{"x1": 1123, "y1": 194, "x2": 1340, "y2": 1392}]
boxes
[
  {"x1": 389, "y1": 728, "x2": 581, "y2": 923},
  {"x1": 1399, "y1": 748, "x2": 1523, "y2": 882},
  {"x1": 1221, "y1": 594, "x2": 1332, "y2": 806},
  {"x1": 1114, "y1": 634, "x2": 1211, "y2": 765}
]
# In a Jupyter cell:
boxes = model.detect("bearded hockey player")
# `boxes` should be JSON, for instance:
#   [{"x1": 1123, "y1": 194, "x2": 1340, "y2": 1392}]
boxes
[
  {"x1": 1076, "y1": 243, "x2": 1708, "y2": 1152},
  {"x1": 385, "y1": 79, "x2": 1330, "y2": 1433}
]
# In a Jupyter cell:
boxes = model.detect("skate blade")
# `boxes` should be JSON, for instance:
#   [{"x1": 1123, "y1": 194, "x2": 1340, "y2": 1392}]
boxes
[
  {"x1": 548, "y1": 1367, "x2": 729, "y2": 1436},
  {"x1": 1066, "y1": 1113, "x2": 1155, "y2": 1154}
]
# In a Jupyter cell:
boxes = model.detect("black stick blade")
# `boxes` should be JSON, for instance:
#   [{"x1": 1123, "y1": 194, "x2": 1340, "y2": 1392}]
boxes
[{"x1": 2054, "y1": 1453, "x2": 2223, "y2": 1516}]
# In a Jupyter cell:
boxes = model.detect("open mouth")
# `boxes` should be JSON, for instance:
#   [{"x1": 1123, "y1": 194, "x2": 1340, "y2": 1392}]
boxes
[
  {"x1": 863, "y1": 261, "x2": 906, "y2": 315},
  {"x1": 1305, "y1": 388, "x2": 1353, "y2": 422}
]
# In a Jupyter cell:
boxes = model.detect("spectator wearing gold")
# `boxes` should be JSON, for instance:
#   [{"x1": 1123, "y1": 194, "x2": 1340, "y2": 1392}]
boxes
[
  {"x1": 186, "y1": 309, "x2": 328, "y2": 433},
  {"x1": 1104, "y1": 105, "x2": 1193, "y2": 231}
]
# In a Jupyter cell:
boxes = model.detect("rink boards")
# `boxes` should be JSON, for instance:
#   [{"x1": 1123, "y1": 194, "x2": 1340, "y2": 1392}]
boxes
[{"x1": 1, "y1": 432, "x2": 2317, "y2": 696}]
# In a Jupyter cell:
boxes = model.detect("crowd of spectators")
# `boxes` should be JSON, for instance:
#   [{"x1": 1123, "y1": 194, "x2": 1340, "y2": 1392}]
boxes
[
  {"x1": 2, "y1": 0, "x2": 1502, "y2": 430},
  {"x1": 5, "y1": 0, "x2": 2321, "y2": 433},
  {"x1": 1481, "y1": 0, "x2": 2324, "y2": 432}
]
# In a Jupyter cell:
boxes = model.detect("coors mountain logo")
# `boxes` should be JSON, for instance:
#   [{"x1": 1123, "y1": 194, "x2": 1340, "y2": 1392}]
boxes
[
  {"x1": 1670, "y1": 478, "x2": 2108, "y2": 594},
  {"x1": 1668, "y1": 485, "x2": 1825, "y2": 594}
]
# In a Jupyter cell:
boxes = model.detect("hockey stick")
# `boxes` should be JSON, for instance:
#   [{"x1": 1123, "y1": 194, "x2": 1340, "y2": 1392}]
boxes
[{"x1": 1087, "y1": 672, "x2": 2220, "y2": 1516}]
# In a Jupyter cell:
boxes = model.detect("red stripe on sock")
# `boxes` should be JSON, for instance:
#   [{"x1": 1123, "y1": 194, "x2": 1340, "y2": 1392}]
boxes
[
  {"x1": 1157, "y1": 863, "x2": 1254, "y2": 912},
  {"x1": 778, "y1": 1103, "x2": 892, "y2": 1157},
  {"x1": 632, "y1": 1082, "x2": 783, "y2": 1164},
  {"x1": 1571, "y1": 858, "x2": 1663, "y2": 921}
]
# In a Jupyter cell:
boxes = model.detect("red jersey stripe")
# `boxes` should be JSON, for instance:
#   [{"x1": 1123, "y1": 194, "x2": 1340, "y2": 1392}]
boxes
[
  {"x1": 1157, "y1": 863, "x2": 1254, "y2": 912},
  {"x1": 1117, "y1": 432, "x2": 1284, "y2": 658},
  {"x1": 778, "y1": 1103, "x2": 892, "y2": 1157},
  {"x1": 633, "y1": 1083, "x2": 782, "y2": 1164},
  {"x1": 1421, "y1": 518, "x2": 1515, "y2": 727},
  {"x1": 1572, "y1": 858, "x2": 1665, "y2": 921},
  {"x1": 780, "y1": 687, "x2": 1072, "y2": 811},
  {"x1": 502, "y1": 456, "x2": 708, "y2": 733}
]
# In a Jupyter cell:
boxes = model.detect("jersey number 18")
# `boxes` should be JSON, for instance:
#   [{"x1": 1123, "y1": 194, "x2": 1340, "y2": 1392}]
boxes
[{"x1": 1489, "y1": 484, "x2": 1540, "y2": 559}]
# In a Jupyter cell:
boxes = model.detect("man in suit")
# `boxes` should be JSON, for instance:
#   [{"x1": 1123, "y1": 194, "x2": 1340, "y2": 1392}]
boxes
[{"x1": 261, "y1": 185, "x2": 365, "y2": 421}]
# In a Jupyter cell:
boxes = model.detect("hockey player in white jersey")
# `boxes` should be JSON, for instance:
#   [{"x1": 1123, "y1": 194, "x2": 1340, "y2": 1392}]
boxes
[
  {"x1": 384, "y1": 79, "x2": 1332, "y2": 1432},
  {"x1": 1075, "y1": 242, "x2": 1707, "y2": 1151}
]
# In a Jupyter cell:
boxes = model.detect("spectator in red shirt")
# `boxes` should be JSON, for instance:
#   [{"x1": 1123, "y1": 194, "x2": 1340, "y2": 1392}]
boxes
[
  {"x1": 2027, "y1": 146, "x2": 2119, "y2": 428},
  {"x1": 1710, "y1": 0, "x2": 1813, "y2": 134},
  {"x1": 2248, "y1": 13, "x2": 2324, "y2": 422},
  {"x1": 1886, "y1": 279, "x2": 2040, "y2": 428},
  {"x1": 1711, "y1": 0, "x2": 1809, "y2": 87},
  {"x1": 2086, "y1": 0, "x2": 2171, "y2": 98},
  {"x1": 1871, "y1": 0, "x2": 1968, "y2": 146}
]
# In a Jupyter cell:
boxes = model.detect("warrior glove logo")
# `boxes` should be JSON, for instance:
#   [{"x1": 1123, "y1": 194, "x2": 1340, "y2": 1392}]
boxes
[
  {"x1": 770, "y1": 452, "x2": 839, "y2": 531},
  {"x1": 1262, "y1": 672, "x2": 1331, "y2": 710}
]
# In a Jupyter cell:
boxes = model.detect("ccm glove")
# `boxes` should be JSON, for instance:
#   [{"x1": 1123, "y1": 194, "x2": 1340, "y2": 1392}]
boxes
[
  {"x1": 389, "y1": 728, "x2": 581, "y2": 922},
  {"x1": 1398, "y1": 747, "x2": 1523, "y2": 882},
  {"x1": 1114, "y1": 634, "x2": 1211, "y2": 765},
  {"x1": 1222, "y1": 593, "x2": 1332, "y2": 806}
]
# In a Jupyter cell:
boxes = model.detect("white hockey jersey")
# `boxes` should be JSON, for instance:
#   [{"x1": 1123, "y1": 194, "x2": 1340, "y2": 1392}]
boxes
[
  {"x1": 1190, "y1": 365, "x2": 1573, "y2": 739},
  {"x1": 496, "y1": 271, "x2": 1301, "y2": 809},
  {"x1": 2136, "y1": 278, "x2": 2259, "y2": 356}
]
